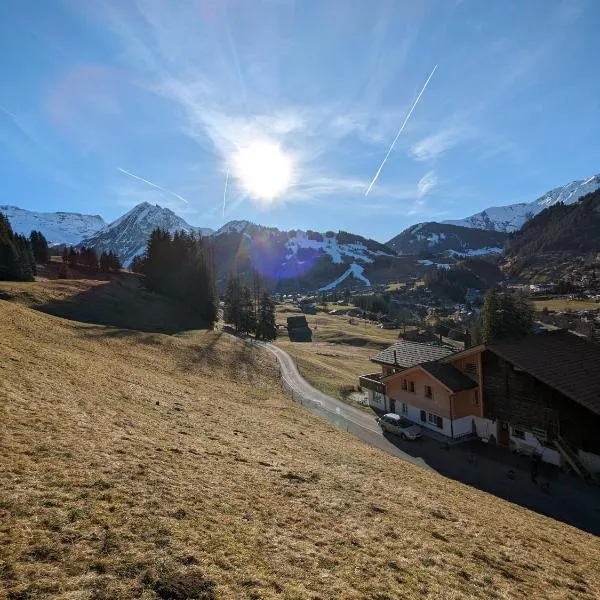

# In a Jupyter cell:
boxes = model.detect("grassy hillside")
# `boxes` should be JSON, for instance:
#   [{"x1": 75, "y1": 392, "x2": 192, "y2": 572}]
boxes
[
  {"x1": 1, "y1": 282, "x2": 600, "y2": 599},
  {"x1": 275, "y1": 305, "x2": 402, "y2": 401}
]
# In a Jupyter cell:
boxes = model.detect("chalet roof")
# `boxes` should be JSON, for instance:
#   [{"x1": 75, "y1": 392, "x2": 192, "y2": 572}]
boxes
[
  {"x1": 488, "y1": 330, "x2": 600, "y2": 416},
  {"x1": 287, "y1": 316, "x2": 309, "y2": 329},
  {"x1": 420, "y1": 362, "x2": 479, "y2": 392},
  {"x1": 372, "y1": 340, "x2": 455, "y2": 368}
]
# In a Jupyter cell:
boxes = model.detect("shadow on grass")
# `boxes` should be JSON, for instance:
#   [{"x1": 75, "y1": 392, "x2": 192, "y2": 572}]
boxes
[
  {"x1": 34, "y1": 274, "x2": 208, "y2": 334},
  {"x1": 380, "y1": 430, "x2": 600, "y2": 536}
]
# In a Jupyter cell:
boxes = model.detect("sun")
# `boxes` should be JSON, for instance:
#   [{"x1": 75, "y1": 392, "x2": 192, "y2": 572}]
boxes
[{"x1": 232, "y1": 141, "x2": 292, "y2": 202}]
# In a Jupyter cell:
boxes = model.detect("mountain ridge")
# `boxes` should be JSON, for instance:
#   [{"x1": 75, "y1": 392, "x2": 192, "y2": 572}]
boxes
[
  {"x1": 443, "y1": 173, "x2": 600, "y2": 232},
  {"x1": 386, "y1": 222, "x2": 507, "y2": 257},
  {"x1": 0, "y1": 205, "x2": 107, "y2": 245}
]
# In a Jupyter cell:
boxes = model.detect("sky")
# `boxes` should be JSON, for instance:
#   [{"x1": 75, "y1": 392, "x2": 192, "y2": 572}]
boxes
[{"x1": 1, "y1": 0, "x2": 599, "y2": 242}]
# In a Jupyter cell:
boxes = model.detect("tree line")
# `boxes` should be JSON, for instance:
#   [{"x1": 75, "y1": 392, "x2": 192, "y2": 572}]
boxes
[
  {"x1": 223, "y1": 272, "x2": 277, "y2": 340},
  {"x1": 0, "y1": 212, "x2": 50, "y2": 281},
  {"x1": 132, "y1": 228, "x2": 218, "y2": 327},
  {"x1": 61, "y1": 246, "x2": 122, "y2": 273}
]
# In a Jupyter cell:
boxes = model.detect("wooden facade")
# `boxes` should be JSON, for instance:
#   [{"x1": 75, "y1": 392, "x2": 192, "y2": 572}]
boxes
[{"x1": 482, "y1": 350, "x2": 600, "y2": 455}]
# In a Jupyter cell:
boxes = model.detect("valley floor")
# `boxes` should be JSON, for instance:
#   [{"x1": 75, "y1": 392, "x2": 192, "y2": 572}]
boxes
[{"x1": 1, "y1": 280, "x2": 600, "y2": 599}]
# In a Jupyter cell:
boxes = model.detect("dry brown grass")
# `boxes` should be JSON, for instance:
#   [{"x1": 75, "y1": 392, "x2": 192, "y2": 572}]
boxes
[
  {"x1": 1, "y1": 284, "x2": 600, "y2": 599},
  {"x1": 275, "y1": 305, "x2": 405, "y2": 402},
  {"x1": 532, "y1": 298, "x2": 600, "y2": 312}
]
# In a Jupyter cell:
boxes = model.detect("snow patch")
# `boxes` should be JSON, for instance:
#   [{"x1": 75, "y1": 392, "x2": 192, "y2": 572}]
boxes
[
  {"x1": 0, "y1": 205, "x2": 106, "y2": 245},
  {"x1": 443, "y1": 173, "x2": 600, "y2": 232},
  {"x1": 319, "y1": 263, "x2": 371, "y2": 291}
]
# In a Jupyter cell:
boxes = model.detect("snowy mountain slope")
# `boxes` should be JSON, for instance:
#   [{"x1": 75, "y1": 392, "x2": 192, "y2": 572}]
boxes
[
  {"x1": 214, "y1": 220, "x2": 253, "y2": 235},
  {"x1": 444, "y1": 174, "x2": 600, "y2": 232},
  {"x1": 386, "y1": 222, "x2": 507, "y2": 256},
  {"x1": 285, "y1": 231, "x2": 391, "y2": 265},
  {"x1": 319, "y1": 263, "x2": 371, "y2": 291},
  {"x1": 209, "y1": 223, "x2": 397, "y2": 291},
  {"x1": 0, "y1": 205, "x2": 106, "y2": 245},
  {"x1": 80, "y1": 202, "x2": 208, "y2": 265}
]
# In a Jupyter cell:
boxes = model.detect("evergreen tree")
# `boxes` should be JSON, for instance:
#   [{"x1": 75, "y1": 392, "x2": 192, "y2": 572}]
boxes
[
  {"x1": 82, "y1": 247, "x2": 99, "y2": 273},
  {"x1": 14, "y1": 235, "x2": 36, "y2": 279},
  {"x1": 224, "y1": 274, "x2": 242, "y2": 331},
  {"x1": 137, "y1": 228, "x2": 217, "y2": 327},
  {"x1": 238, "y1": 285, "x2": 256, "y2": 335},
  {"x1": 256, "y1": 293, "x2": 277, "y2": 341},
  {"x1": 30, "y1": 231, "x2": 50, "y2": 264},
  {"x1": 99, "y1": 251, "x2": 111, "y2": 273},
  {"x1": 0, "y1": 214, "x2": 35, "y2": 281},
  {"x1": 480, "y1": 289, "x2": 533, "y2": 343},
  {"x1": 108, "y1": 251, "x2": 122, "y2": 271},
  {"x1": 68, "y1": 247, "x2": 78, "y2": 268}
]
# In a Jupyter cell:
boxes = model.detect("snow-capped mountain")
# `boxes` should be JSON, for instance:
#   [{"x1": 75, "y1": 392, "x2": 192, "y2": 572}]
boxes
[
  {"x1": 444, "y1": 174, "x2": 600, "y2": 232},
  {"x1": 386, "y1": 222, "x2": 507, "y2": 256},
  {"x1": 214, "y1": 220, "x2": 254, "y2": 235},
  {"x1": 210, "y1": 223, "x2": 397, "y2": 291},
  {"x1": 80, "y1": 202, "x2": 211, "y2": 266},
  {"x1": 0, "y1": 205, "x2": 107, "y2": 245}
]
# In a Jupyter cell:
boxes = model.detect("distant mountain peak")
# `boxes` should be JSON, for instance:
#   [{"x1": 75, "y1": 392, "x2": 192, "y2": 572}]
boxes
[
  {"x1": 444, "y1": 172, "x2": 600, "y2": 232},
  {"x1": 80, "y1": 202, "x2": 212, "y2": 265},
  {"x1": 215, "y1": 220, "x2": 255, "y2": 235},
  {"x1": 0, "y1": 204, "x2": 107, "y2": 245}
]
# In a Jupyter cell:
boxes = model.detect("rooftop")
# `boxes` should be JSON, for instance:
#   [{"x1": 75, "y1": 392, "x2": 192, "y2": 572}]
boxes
[
  {"x1": 488, "y1": 330, "x2": 600, "y2": 416},
  {"x1": 420, "y1": 362, "x2": 478, "y2": 392},
  {"x1": 372, "y1": 340, "x2": 455, "y2": 368}
]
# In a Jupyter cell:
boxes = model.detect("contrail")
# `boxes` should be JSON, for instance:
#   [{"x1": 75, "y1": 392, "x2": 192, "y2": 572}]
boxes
[
  {"x1": 117, "y1": 168, "x2": 188, "y2": 204},
  {"x1": 365, "y1": 64, "x2": 438, "y2": 196},
  {"x1": 222, "y1": 167, "x2": 229, "y2": 218}
]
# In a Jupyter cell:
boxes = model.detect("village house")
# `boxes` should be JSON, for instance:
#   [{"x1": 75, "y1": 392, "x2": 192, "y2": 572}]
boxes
[{"x1": 359, "y1": 331, "x2": 600, "y2": 477}]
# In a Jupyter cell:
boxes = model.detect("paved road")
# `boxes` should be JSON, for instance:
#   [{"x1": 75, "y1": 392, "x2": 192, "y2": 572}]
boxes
[{"x1": 264, "y1": 342, "x2": 432, "y2": 469}]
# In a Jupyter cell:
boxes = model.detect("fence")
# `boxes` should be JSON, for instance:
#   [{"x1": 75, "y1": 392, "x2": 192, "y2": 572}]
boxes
[{"x1": 278, "y1": 371, "x2": 386, "y2": 443}]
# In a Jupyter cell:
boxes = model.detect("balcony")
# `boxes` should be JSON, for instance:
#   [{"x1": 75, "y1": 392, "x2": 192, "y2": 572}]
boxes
[{"x1": 359, "y1": 372, "x2": 386, "y2": 394}]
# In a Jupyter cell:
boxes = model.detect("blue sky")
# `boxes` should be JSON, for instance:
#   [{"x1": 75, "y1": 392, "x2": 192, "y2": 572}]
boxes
[{"x1": 1, "y1": 0, "x2": 599, "y2": 241}]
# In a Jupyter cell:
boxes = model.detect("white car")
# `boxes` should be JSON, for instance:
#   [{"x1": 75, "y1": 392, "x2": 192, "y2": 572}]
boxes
[{"x1": 377, "y1": 413, "x2": 422, "y2": 440}]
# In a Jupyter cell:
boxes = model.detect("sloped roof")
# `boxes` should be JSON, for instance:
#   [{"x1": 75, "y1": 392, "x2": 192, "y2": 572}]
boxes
[
  {"x1": 371, "y1": 340, "x2": 455, "y2": 368},
  {"x1": 420, "y1": 362, "x2": 478, "y2": 392},
  {"x1": 488, "y1": 330, "x2": 600, "y2": 416}
]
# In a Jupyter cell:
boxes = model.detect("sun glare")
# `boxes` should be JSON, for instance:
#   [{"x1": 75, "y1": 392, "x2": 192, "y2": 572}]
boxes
[{"x1": 232, "y1": 142, "x2": 292, "y2": 203}]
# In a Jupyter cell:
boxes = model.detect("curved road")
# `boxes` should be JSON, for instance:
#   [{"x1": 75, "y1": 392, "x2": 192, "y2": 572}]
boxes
[
  {"x1": 258, "y1": 341, "x2": 600, "y2": 534},
  {"x1": 264, "y1": 342, "x2": 431, "y2": 469}
]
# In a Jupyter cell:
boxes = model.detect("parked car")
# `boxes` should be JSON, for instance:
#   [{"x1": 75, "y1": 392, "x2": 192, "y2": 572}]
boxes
[{"x1": 377, "y1": 413, "x2": 422, "y2": 440}]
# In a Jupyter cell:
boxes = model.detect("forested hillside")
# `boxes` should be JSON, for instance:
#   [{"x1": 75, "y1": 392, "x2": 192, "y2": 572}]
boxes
[{"x1": 503, "y1": 189, "x2": 600, "y2": 282}]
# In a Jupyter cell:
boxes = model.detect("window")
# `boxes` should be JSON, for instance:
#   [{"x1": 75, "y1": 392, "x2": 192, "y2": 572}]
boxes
[
  {"x1": 401, "y1": 379, "x2": 407, "y2": 391},
  {"x1": 401, "y1": 402, "x2": 408, "y2": 415},
  {"x1": 427, "y1": 412, "x2": 443, "y2": 429},
  {"x1": 424, "y1": 385, "x2": 432, "y2": 398},
  {"x1": 512, "y1": 428, "x2": 525, "y2": 440},
  {"x1": 420, "y1": 410, "x2": 426, "y2": 423},
  {"x1": 408, "y1": 380, "x2": 415, "y2": 393}
]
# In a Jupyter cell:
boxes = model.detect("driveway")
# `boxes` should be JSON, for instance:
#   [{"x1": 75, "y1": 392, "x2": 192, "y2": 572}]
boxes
[{"x1": 264, "y1": 341, "x2": 600, "y2": 536}]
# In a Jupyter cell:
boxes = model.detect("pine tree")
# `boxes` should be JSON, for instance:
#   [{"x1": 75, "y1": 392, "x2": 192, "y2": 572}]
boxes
[
  {"x1": 481, "y1": 289, "x2": 533, "y2": 343},
  {"x1": 30, "y1": 231, "x2": 50, "y2": 264},
  {"x1": 224, "y1": 274, "x2": 242, "y2": 331},
  {"x1": 108, "y1": 251, "x2": 122, "y2": 271},
  {"x1": 14, "y1": 235, "x2": 36, "y2": 279},
  {"x1": 256, "y1": 293, "x2": 277, "y2": 341},
  {"x1": 68, "y1": 247, "x2": 78, "y2": 268},
  {"x1": 99, "y1": 251, "x2": 111, "y2": 273},
  {"x1": 0, "y1": 213, "x2": 35, "y2": 281},
  {"x1": 238, "y1": 285, "x2": 255, "y2": 335}
]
